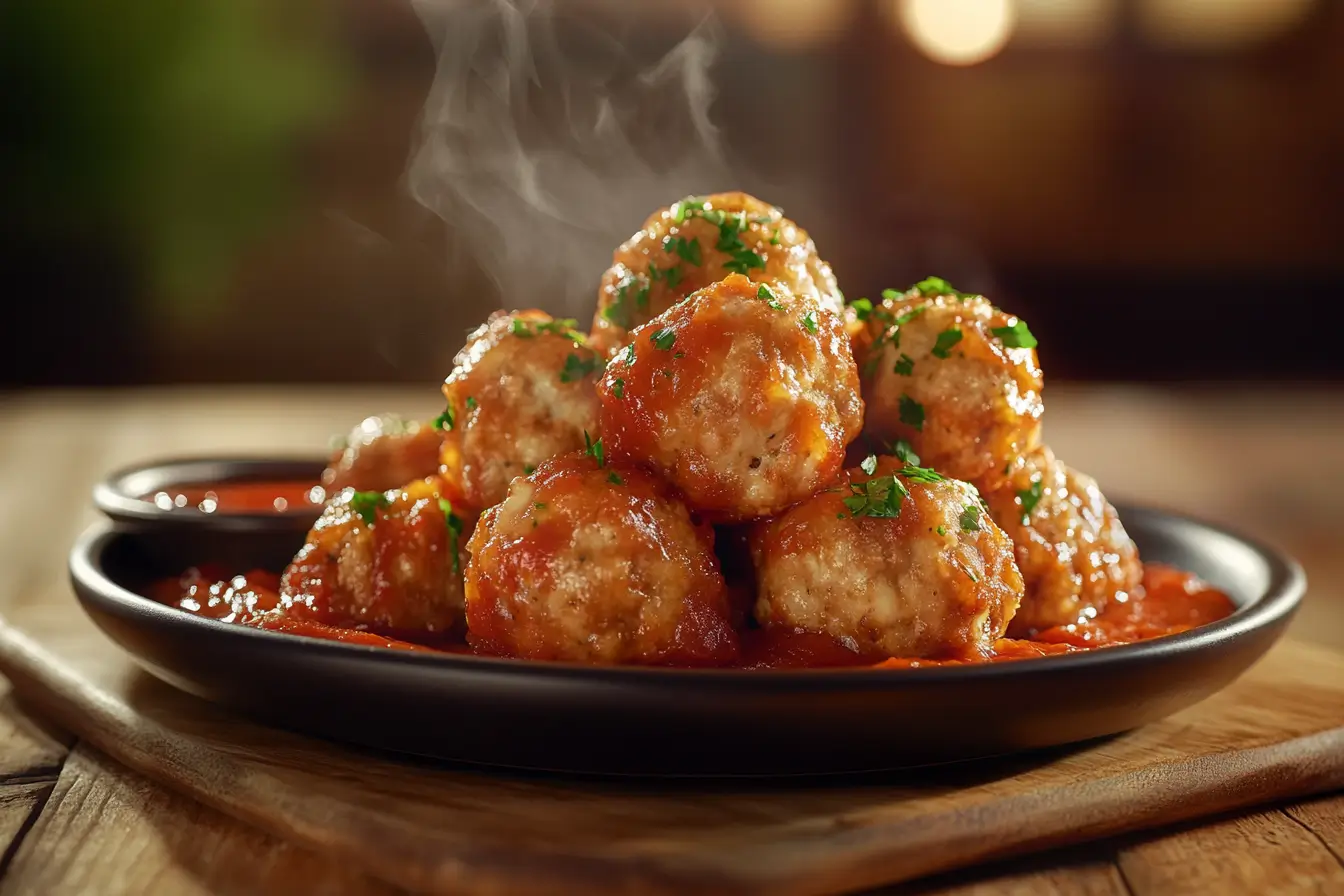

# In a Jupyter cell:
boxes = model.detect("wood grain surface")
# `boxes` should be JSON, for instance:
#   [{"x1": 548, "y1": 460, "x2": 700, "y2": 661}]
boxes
[{"x1": 0, "y1": 387, "x2": 1341, "y2": 895}]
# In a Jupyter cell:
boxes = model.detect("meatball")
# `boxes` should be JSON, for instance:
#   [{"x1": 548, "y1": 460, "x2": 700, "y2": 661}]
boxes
[
  {"x1": 465, "y1": 452, "x2": 738, "y2": 665},
  {"x1": 980, "y1": 445, "x2": 1142, "y2": 636},
  {"x1": 589, "y1": 192, "x2": 843, "y2": 356},
  {"x1": 751, "y1": 456, "x2": 1023, "y2": 660},
  {"x1": 280, "y1": 477, "x2": 472, "y2": 633},
  {"x1": 322, "y1": 413, "x2": 443, "y2": 493},
  {"x1": 439, "y1": 310, "x2": 604, "y2": 511},
  {"x1": 597, "y1": 274, "x2": 864, "y2": 523},
  {"x1": 852, "y1": 280, "x2": 1043, "y2": 486}
]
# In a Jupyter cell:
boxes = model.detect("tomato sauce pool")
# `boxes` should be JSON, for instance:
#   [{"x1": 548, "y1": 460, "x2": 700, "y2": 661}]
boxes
[
  {"x1": 145, "y1": 563, "x2": 1236, "y2": 668},
  {"x1": 143, "y1": 481, "x2": 327, "y2": 515}
]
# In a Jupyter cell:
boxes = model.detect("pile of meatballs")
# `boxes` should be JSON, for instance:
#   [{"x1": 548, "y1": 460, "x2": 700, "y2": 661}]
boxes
[{"x1": 285, "y1": 192, "x2": 1142, "y2": 667}]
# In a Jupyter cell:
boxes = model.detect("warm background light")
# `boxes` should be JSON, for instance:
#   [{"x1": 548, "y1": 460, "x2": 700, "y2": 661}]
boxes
[
  {"x1": 733, "y1": 0, "x2": 857, "y2": 51},
  {"x1": 1015, "y1": 0, "x2": 1117, "y2": 48},
  {"x1": 1138, "y1": 0, "x2": 1315, "y2": 49},
  {"x1": 891, "y1": 0, "x2": 1018, "y2": 66}
]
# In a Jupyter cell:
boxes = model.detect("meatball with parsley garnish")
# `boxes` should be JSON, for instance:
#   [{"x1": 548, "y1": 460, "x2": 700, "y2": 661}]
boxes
[
  {"x1": 437, "y1": 310, "x2": 604, "y2": 512},
  {"x1": 981, "y1": 445, "x2": 1142, "y2": 637},
  {"x1": 464, "y1": 448, "x2": 739, "y2": 666},
  {"x1": 851, "y1": 277, "x2": 1043, "y2": 487},
  {"x1": 589, "y1": 192, "x2": 844, "y2": 356},
  {"x1": 750, "y1": 455, "x2": 1023, "y2": 660},
  {"x1": 597, "y1": 274, "x2": 863, "y2": 523},
  {"x1": 322, "y1": 413, "x2": 444, "y2": 494},
  {"x1": 280, "y1": 477, "x2": 471, "y2": 634}
]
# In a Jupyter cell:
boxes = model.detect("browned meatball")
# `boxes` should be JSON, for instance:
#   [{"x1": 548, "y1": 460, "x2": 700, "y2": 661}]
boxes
[
  {"x1": 464, "y1": 452, "x2": 738, "y2": 665},
  {"x1": 852, "y1": 279, "x2": 1043, "y2": 487},
  {"x1": 751, "y1": 455, "x2": 1023, "y2": 660},
  {"x1": 597, "y1": 274, "x2": 863, "y2": 523},
  {"x1": 981, "y1": 446, "x2": 1142, "y2": 636},
  {"x1": 322, "y1": 414, "x2": 444, "y2": 493},
  {"x1": 439, "y1": 310, "x2": 603, "y2": 512},
  {"x1": 589, "y1": 192, "x2": 843, "y2": 356},
  {"x1": 280, "y1": 477, "x2": 472, "y2": 634}
]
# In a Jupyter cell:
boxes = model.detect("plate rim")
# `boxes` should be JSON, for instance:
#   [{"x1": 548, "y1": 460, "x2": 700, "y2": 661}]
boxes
[{"x1": 68, "y1": 503, "x2": 1306, "y2": 690}]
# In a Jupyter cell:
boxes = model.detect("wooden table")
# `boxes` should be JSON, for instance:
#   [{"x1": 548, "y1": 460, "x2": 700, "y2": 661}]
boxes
[{"x1": 0, "y1": 386, "x2": 1341, "y2": 895}]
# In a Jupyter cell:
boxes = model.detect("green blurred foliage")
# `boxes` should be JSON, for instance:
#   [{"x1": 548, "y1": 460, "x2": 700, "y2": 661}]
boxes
[{"x1": 1, "y1": 0, "x2": 347, "y2": 312}]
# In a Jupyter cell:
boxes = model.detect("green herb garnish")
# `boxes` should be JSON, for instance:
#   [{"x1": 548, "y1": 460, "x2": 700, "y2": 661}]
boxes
[
  {"x1": 559, "y1": 353, "x2": 603, "y2": 383},
  {"x1": 431, "y1": 404, "x2": 455, "y2": 432},
  {"x1": 663, "y1": 235, "x2": 702, "y2": 266},
  {"x1": 584, "y1": 430, "x2": 605, "y2": 468},
  {"x1": 350, "y1": 490, "x2": 390, "y2": 527},
  {"x1": 523, "y1": 464, "x2": 536, "y2": 475},
  {"x1": 936, "y1": 525, "x2": 947, "y2": 536},
  {"x1": 932, "y1": 327, "x2": 963, "y2": 359},
  {"x1": 757, "y1": 284, "x2": 785, "y2": 311},
  {"x1": 991, "y1": 319, "x2": 1038, "y2": 349},
  {"x1": 899, "y1": 395, "x2": 925, "y2": 431},
  {"x1": 438, "y1": 497, "x2": 465, "y2": 574},
  {"x1": 849, "y1": 297, "x2": 874, "y2": 322},
  {"x1": 842, "y1": 474, "x2": 908, "y2": 519},
  {"x1": 860, "y1": 454, "x2": 879, "y2": 475},
  {"x1": 607, "y1": 472, "x2": 624, "y2": 486},
  {"x1": 465, "y1": 396, "x2": 477, "y2": 410},
  {"x1": 959, "y1": 504, "x2": 981, "y2": 532},
  {"x1": 891, "y1": 439, "x2": 920, "y2": 465},
  {"x1": 893, "y1": 353, "x2": 914, "y2": 376},
  {"x1": 1017, "y1": 480, "x2": 1044, "y2": 522},
  {"x1": 650, "y1": 328, "x2": 676, "y2": 351},
  {"x1": 802, "y1": 310, "x2": 819, "y2": 333},
  {"x1": 611, "y1": 378, "x2": 625, "y2": 399}
]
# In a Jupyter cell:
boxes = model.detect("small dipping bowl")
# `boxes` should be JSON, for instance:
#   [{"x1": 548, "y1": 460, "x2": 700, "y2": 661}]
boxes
[{"x1": 94, "y1": 457, "x2": 330, "y2": 537}]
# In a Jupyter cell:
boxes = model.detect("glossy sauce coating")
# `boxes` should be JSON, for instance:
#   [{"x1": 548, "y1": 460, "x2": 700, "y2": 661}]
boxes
[
  {"x1": 852, "y1": 289, "x2": 1043, "y2": 487},
  {"x1": 464, "y1": 452, "x2": 738, "y2": 666},
  {"x1": 323, "y1": 413, "x2": 444, "y2": 494},
  {"x1": 598, "y1": 274, "x2": 863, "y2": 522},
  {"x1": 750, "y1": 456, "x2": 1023, "y2": 660},
  {"x1": 589, "y1": 192, "x2": 844, "y2": 356},
  {"x1": 980, "y1": 445, "x2": 1143, "y2": 637},
  {"x1": 143, "y1": 481, "x2": 325, "y2": 515},
  {"x1": 440, "y1": 310, "x2": 603, "y2": 511},
  {"x1": 280, "y1": 477, "x2": 472, "y2": 634}
]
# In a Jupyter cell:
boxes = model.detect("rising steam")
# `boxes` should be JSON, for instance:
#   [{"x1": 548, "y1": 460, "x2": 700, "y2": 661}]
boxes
[{"x1": 407, "y1": 0, "x2": 733, "y2": 316}]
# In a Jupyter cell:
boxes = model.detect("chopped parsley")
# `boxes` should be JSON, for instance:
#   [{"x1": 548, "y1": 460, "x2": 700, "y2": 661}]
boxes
[
  {"x1": 849, "y1": 297, "x2": 874, "y2": 321},
  {"x1": 880, "y1": 288, "x2": 901, "y2": 301},
  {"x1": 723, "y1": 248, "x2": 765, "y2": 275},
  {"x1": 510, "y1": 318, "x2": 533, "y2": 338},
  {"x1": 757, "y1": 283, "x2": 785, "y2": 311},
  {"x1": 897, "y1": 464, "x2": 945, "y2": 484},
  {"x1": 603, "y1": 273, "x2": 651, "y2": 329},
  {"x1": 802, "y1": 310, "x2": 819, "y2": 333},
  {"x1": 465, "y1": 396, "x2": 477, "y2": 411},
  {"x1": 559, "y1": 353, "x2": 603, "y2": 383},
  {"x1": 650, "y1": 328, "x2": 676, "y2": 351},
  {"x1": 650, "y1": 263, "x2": 683, "y2": 289},
  {"x1": 438, "y1": 498, "x2": 465, "y2": 574},
  {"x1": 349, "y1": 490, "x2": 389, "y2": 527},
  {"x1": 607, "y1": 471, "x2": 624, "y2": 486},
  {"x1": 431, "y1": 404, "x2": 455, "y2": 431},
  {"x1": 910, "y1": 276, "x2": 973, "y2": 299},
  {"x1": 991, "y1": 319, "x2": 1038, "y2": 349},
  {"x1": 533, "y1": 502, "x2": 547, "y2": 510},
  {"x1": 523, "y1": 464, "x2": 536, "y2": 475},
  {"x1": 611, "y1": 378, "x2": 625, "y2": 399},
  {"x1": 663, "y1": 235, "x2": 702, "y2": 266},
  {"x1": 617, "y1": 343, "x2": 637, "y2": 366},
  {"x1": 898, "y1": 395, "x2": 925, "y2": 431},
  {"x1": 584, "y1": 430, "x2": 605, "y2": 467},
  {"x1": 959, "y1": 504, "x2": 981, "y2": 532},
  {"x1": 932, "y1": 327, "x2": 963, "y2": 359},
  {"x1": 936, "y1": 525, "x2": 947, "y2": 536},
  {"x1": 770, "y1": 228, "x2": 781, "y2": 245},
  {"x1": 891, "y1": 439, "x2": 921, "y2": 465},
  {"x1": 893, "y1": 353, "x2": 915, "y2": 376},
  {"x1": 860, "y1": 454, "x2": 879, "y2": 475},
  {"x1": 1017, "y1": 479, "x2": 1044, "y2": 522},
  {"x1": 512, "y1": 316, "x2": 583, "y2": 342},
  {"x1": 842, "y1": 474, "x2": 908, "y2": 519}
]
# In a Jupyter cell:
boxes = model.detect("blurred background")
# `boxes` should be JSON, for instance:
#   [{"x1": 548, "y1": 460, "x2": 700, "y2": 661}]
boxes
[{"x1": 2, "y1": 0, "x2": 1342, "y2": 387}]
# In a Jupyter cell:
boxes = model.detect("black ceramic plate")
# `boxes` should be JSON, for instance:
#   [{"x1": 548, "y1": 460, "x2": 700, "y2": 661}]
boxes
[
  {"x1": 93, "y1": 456, "x2": 328, "y2": 536},
  {"x1": 70, "y1": 506, "x2": 1304, "y2": 776}
]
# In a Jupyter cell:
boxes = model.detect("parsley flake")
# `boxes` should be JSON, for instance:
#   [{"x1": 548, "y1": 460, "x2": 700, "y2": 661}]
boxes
[
  {"x1": 1017, "y1": 480, "x2": 1044, "y2": 522},
  {"x1": 991, "y1": 319, "x2": 1038, "y2": 349},
  {"x1": 611, "y1": 378, "x2": 625, "y2": 399},
  {"x1": 607, "y1": 471, "x2": 624, "y2": 486},
  {"x1": 936, "y1": 524, "x2": 947, "y2": 536},
  {"x1": 438, "y1": 498, "x2": 465, "y2": 574},
  {"x1": 510, "y1": 318, "x2": 534, "y2": 338},
  {"x1": 770, "y1": 228, "x2": 781, "y2": 245},
  {"x1": 891, "y1": 439, "x2": 921, "y2": 465},
  {"x1": 650, "y1": 328, "x2": 676, "y2": 351},
  {"x1": 932, "y1": 327, "x2": 963, "y2": 359},
  {"x1": 842, "y1": 474, "x2": 908, "y2": 519},
  {"x1": 757, "y1": 284, "x2": 785, "y2": 310},
  {"x1": 898, "y1": 395, "x2": 925, "y2": 431},
  {"x1": 559, "y1": 353, "x2": 603, "y2": 383},
  {"x1": 849, "y1": 297, "x2": 874, "y2": 321},
  {"x1": 431, "y1": 404, "x2": 455, "y2": 431},
  {"x1": 465, "y1": 396, "x2": 477, "y2": 410},
  {"x1": 663, "y1": 235, "x2": 702, "y2": 266},
  {"x1": 523, "y1": 464, "x2": 536, "y2": 475},
  {"x1": 860, "y1": 454, "x2": 879, "y2": 475},
  {"x1": 911, "y1": 276, "x2": 969, "y2": 298},
  {"x1": 898, "y1": 464, "x2": 945, "y2": 484},
  {"x1": 802, "y1": 310, "x2": 819, "y2": 333},
  {"x1": 724, "y1": 249, "x2": 765, "y2": 275},
  {"x1": 959, "y1": 504, "x2": 981, "y2": 532},
  {"x1": 349, "y1": 490, "x2": 389, "y2": 527},
  {"x1": 584, "y1": 430, "x2": 605, "y2": 468},
  {"x1": 893, "y1": 353, "x2": 915, "y2": 376}
]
